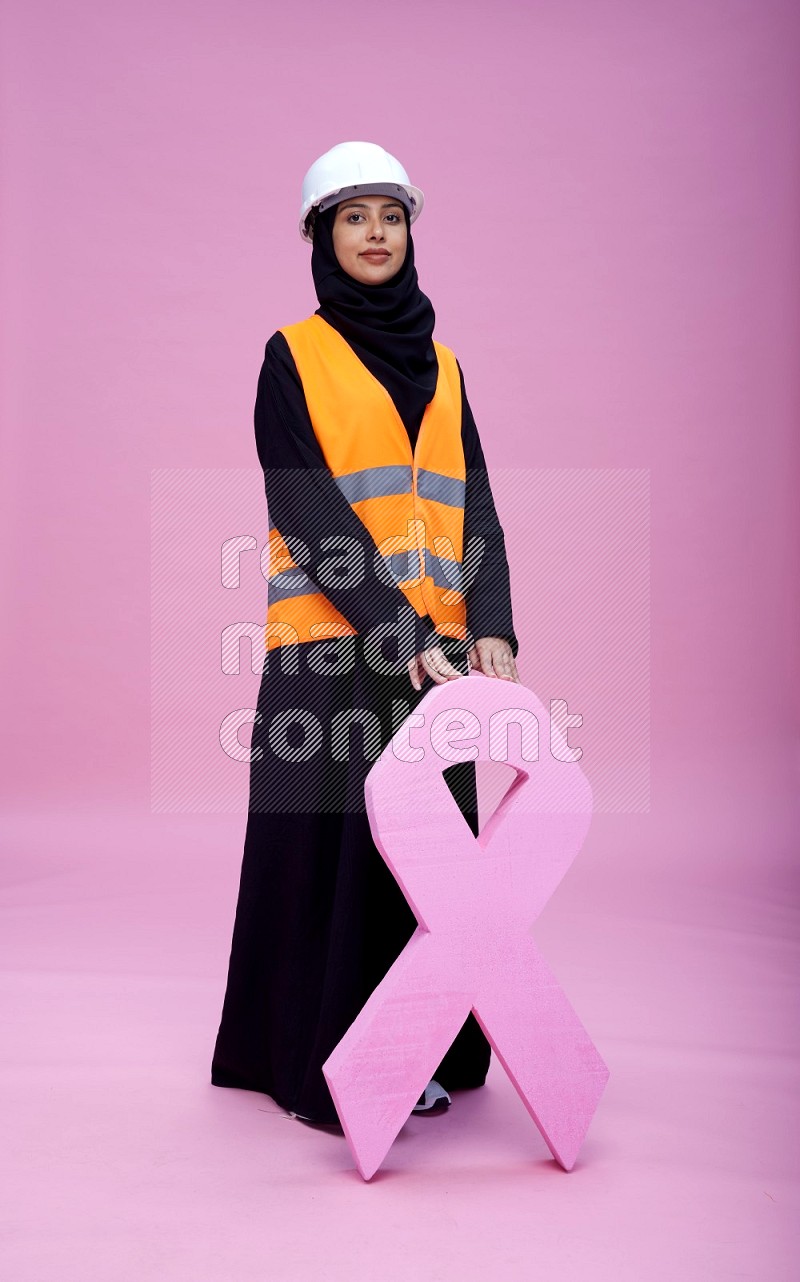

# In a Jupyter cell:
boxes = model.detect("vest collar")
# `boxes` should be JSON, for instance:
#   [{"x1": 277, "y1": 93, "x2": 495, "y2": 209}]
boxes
[{"x1": 310, "y1": 314, "x2": 443, "y2": 462}]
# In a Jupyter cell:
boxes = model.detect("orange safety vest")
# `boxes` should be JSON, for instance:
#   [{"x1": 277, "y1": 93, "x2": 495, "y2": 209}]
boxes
[{"x1": 265, "y1": 314, "x2": 468, "y2": 650}]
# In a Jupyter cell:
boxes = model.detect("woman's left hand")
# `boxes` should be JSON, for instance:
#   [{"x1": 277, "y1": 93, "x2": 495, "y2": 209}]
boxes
[{"x1": 467, "y1": 637, "x2": 521, "y2": 683}]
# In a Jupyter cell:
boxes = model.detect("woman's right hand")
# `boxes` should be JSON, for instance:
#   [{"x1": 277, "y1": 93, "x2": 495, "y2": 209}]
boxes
[{"x1": 407, "y1": 645, "x2": 464, "y2": 691}]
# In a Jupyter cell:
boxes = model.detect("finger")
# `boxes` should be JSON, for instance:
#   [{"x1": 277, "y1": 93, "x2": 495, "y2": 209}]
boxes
[
  {"x1": 478, "y1": 646, "x2": 497, "y2": 678},
  {"x1": 502, "y1": 646, "x2": 521, "y2": 683},
  {"x1": 436, "y1": 651, "x2": 465, "y2": 679},
  {"x1": 407, "y1": 655, "x2": 422, "y2": 691},
  {"x1": 494, "y1": 647, "x2": 515, "y2": 681},
  {"x1": 423, "y1": 646, "x2": 465, "y2": 683},
  {"x1": 467, "y1": 646, "x2": 480, "y2": 670},
  {"x1": 434, "y1": 646, "x2": 467, "y2": 680},
  {"x1": 421, "y1": 650, "x2": 448, "y2": 684}
]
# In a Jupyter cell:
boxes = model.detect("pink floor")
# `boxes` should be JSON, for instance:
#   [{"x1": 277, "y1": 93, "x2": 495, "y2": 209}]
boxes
[{"x1": 3, "y1": 762, "x2": 798, "y2": 1280}]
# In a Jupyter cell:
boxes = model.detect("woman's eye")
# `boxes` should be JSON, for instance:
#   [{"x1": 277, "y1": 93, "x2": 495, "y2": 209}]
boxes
[{"x1": 343, "y1": 211, "x2": 402, "y2": 224}]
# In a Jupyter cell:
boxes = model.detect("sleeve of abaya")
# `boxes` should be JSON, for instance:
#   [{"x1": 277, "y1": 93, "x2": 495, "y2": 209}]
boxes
[
  {"x1": 458, "y1": 362, "x2": 520, "y2": 659},
  {"x1": 255, "y1": 330, "x2": 462, "y2": 665}
]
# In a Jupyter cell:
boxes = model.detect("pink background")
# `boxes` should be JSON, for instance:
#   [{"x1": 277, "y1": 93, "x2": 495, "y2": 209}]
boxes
[{"x1": 2, "y1": 1, "x2": 798, "y2": 1277}]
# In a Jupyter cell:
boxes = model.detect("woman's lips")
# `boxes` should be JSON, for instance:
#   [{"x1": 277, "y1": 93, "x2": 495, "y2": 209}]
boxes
[{"x1": 360, "y1": 251, "x2": 390, "y2": 261}]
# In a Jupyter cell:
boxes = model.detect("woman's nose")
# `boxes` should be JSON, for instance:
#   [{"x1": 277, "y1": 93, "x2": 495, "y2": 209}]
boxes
[{"x1": 366, "y1": 217, "x2": 385, "y2": 240}]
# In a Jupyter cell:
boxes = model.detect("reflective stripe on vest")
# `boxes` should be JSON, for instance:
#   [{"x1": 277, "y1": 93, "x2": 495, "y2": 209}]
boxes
[{"x1": 265, "y1": 314, "x2": 467, "y2": 650}]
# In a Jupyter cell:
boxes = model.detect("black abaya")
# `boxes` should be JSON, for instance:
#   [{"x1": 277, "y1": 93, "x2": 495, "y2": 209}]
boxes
[{"x1": 210, "y1": 330, "x2": 518, "y2": 1123}]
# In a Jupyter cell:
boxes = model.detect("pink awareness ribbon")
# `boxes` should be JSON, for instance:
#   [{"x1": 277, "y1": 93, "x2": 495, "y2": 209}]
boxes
[{"x1": 322, "y1": 670, "x2": 609, "y2": 1179}]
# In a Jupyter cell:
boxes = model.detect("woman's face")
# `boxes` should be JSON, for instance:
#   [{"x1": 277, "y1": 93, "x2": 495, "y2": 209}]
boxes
[{"x1": 330, "y1": 194, "x2": 408, "y2": 285}]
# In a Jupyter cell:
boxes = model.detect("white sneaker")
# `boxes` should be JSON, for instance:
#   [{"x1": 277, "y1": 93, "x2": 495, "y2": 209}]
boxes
[{"x1": 412, "y1": 1079, "x2": 451, "y2": 1114}]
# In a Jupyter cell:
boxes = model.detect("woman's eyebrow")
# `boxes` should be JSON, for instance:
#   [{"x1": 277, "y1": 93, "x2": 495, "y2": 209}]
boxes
[{"x1": 338, "y1": 201, "x2": 404, "y2": 211}]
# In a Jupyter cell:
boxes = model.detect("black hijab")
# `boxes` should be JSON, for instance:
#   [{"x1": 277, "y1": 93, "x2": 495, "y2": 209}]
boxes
[{"x1": 310, "y1": 204, "x2": 438, "y2": 446}]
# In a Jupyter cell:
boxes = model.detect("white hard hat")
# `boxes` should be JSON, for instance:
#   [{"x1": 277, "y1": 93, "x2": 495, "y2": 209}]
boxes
[{"x1": 299, "y1": 141, "x2": 424, "y2": 243}]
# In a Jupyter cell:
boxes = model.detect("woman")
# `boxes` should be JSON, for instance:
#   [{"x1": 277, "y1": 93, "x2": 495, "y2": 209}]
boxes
[{"x1": 211, "y1": 142, "x2": 520, "y2": 1125}]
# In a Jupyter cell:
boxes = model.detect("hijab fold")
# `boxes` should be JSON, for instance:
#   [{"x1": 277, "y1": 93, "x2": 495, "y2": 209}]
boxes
[{"x1": 310, "y1": 205, "x2": 438, "y2": 446}]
